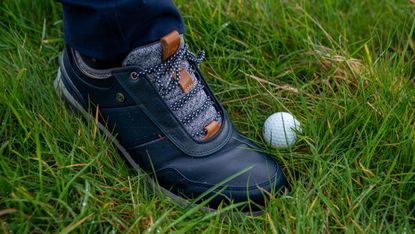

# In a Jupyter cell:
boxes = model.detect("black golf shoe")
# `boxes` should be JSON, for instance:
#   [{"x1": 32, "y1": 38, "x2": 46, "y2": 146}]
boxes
[{"x1": 55, "y1": 31, "x2": 287, "y2": 213}]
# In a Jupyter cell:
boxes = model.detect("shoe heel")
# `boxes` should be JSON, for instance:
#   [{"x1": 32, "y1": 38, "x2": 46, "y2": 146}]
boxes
[
  {"x1": 53, "y1": 69, "x2": 64, "y2": 97},
  {"x1": 54, "y1": 69, "x2": 79, "y2": 115}
]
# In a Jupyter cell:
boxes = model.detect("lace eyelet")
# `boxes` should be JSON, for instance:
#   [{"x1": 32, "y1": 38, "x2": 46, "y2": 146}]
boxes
[{"x1": 130, "y1": 72, "x2": 139, "y2": 80}]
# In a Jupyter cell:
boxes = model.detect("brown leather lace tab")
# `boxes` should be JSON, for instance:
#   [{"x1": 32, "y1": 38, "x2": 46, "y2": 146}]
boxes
[
  {"x1": 179, "y1": 69, "x2": 194, "y2": 93},
  {"x1": 203, "y1": 121, "x2": 221, "y2": 141},
  {"x1": 161, "y1": 31, "x2": 180, "y2": 61},
  {"x1": 173, "y1": 67, "x2": 194, "y2": 93}
]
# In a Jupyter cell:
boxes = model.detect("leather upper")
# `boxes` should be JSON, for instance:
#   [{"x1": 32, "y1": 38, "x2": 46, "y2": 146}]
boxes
[{"x1": 59, "y1": 46, "x2": 287, "y2": 208}]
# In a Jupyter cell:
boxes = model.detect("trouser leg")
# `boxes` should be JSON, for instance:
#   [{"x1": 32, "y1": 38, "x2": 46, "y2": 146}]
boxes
[{"x1": 60, "y1": 0, "x2": 185, "y2": 60}]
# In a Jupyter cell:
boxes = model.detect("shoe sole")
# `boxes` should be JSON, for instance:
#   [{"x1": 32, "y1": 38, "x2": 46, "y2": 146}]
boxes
[{"x1": 54, "y1": 69, "x2": 263, "y2": 217}]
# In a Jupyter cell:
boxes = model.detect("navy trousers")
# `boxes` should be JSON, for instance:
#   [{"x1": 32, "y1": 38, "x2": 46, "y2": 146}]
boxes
[{"x1": 60, "y1": 0, "x2": 185, "y2": 60}]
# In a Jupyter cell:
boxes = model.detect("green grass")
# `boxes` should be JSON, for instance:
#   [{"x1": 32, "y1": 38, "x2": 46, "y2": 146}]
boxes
[{"x1": 1, "y1": 0, "x2": 414, "y2": 233}]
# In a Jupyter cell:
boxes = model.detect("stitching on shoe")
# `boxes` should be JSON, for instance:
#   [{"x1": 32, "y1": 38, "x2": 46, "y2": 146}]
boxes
[{"x1": 157, "y1": 167, "x2": 282, "y2": 191}]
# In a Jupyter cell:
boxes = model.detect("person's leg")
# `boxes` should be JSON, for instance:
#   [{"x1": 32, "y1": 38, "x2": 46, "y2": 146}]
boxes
[{"x1": 60, "y1": 0, "x2": 185, "y2": 60}]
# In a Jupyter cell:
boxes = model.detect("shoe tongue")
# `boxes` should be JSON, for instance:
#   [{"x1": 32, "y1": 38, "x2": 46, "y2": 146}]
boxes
[
  {"x1": 122, "y1": 31, "x2": 184, "y2": 69},
  {"x1": 121, "y1": 31, "x2": 223, "y2": 141}
]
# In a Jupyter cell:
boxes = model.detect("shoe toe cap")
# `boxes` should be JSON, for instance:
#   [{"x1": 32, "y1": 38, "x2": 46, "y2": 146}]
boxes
[{"x1": 157, "y1": 141, "x2": 287, "y2": 209}]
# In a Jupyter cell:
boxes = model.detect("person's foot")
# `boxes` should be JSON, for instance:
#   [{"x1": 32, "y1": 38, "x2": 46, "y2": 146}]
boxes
[{"x1": 55, "y1": 31, "x2": 287, "y2": 213}]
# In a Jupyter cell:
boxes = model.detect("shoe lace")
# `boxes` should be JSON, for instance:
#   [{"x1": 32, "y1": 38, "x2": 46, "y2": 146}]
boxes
[
  {"x1": 138, "y1": 45, "x2": 220, "y2": 137},
  {"x1": 137, "y1": 44, "x2": 204, "y2": 95}
]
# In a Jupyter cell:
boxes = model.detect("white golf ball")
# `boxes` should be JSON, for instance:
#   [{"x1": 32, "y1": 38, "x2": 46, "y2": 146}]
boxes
[{"x1": 263, "y1": 112, "x2": 301, "y2": 148}]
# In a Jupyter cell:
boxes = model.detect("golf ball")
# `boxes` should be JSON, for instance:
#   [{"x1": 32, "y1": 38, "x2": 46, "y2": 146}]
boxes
[{"x1": 263, "y1": 112, "x2": 301, "y2": 148}]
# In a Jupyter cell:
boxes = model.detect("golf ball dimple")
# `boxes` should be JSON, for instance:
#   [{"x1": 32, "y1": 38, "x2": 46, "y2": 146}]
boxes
[{"x1": 263, "y1": 112, "x2": 301, "y2": 148}]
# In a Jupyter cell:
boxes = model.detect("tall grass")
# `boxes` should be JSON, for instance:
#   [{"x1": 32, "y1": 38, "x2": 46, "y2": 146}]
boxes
[{"x1": 0, "y1": 0, "x2": 414, "y2": 232}]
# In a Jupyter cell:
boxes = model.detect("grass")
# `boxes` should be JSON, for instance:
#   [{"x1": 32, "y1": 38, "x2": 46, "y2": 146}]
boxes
[{"x1": 0, "y1": 0, "x2": 414, "y2": 232}]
